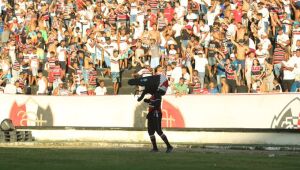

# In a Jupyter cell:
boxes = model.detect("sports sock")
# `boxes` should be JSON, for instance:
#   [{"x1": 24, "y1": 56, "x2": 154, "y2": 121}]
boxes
[
  {"x1": 150, "y1": 135, "x2": 158, "y2": 150},
  {"x1": 160, "y1": 133, "x2": 171, "y2": 148}
]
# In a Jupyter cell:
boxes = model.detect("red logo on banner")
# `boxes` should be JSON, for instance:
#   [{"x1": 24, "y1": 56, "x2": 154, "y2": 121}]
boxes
[
  {"x1": 161, "y1": 100, "x2": 185, "y2": 128},
  {"x1": 9, "y1": 102, "x2": 27, "y2": 126},
  {"x1": 9, "y1": 98, "x2": 54, "y2": 127}
]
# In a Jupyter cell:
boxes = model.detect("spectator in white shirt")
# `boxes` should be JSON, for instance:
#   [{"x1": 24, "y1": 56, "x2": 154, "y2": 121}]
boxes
[
  {"x1": 76, "y1": 79, "x2": 88, "y2": 95},
  {"x1": 56, "y1": 40, "x2": 67, "y2": 72},
  {"x1": 95, "y1": 80, "x2": 107, "y2": 95},
  {"x1": 4, "y1": 80, "x2": 17, "y2": 94},
  {"x1": 282, "y1": 55, "x2": 297, "y2": 92},
  {"x1": 193, "y1": 51, "x2": 208, "y2": 89}
]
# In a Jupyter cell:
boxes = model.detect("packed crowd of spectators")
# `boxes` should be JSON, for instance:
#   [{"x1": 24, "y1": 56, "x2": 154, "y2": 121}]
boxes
[{"x1": 0, "y1": 0, "x2": 300, "y2": 96}]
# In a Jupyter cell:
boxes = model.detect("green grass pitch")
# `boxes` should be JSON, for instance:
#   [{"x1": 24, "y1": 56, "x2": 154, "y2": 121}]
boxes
[{"x1": 0, "y1": 147, "x2": 299, "y2": 170}]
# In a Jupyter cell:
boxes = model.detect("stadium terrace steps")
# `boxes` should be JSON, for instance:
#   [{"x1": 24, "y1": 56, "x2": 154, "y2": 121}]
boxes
[{"x1": 102, "y1": 69, "x2": 136, "y2": 95}]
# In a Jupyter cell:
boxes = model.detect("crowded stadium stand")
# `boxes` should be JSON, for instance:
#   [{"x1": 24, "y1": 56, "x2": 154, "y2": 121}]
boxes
[{"x1": 0, "y1": 0, "x2": 299, "y2": 95}]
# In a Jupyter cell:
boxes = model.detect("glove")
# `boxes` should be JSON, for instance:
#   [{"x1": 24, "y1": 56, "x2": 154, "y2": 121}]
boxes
[{"x1": 143, "y1": 98, "x2": 150, "y2": 103}]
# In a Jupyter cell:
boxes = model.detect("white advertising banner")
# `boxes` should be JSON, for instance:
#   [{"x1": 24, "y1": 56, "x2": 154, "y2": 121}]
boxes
[{"x1": 0, "y1": 94, "x2": 299, "y2": 129}]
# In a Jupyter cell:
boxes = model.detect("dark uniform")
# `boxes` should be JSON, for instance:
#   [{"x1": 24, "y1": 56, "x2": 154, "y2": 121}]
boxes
[{"x1": 144, "y1": 93, "x2": 173, "y2": 153}]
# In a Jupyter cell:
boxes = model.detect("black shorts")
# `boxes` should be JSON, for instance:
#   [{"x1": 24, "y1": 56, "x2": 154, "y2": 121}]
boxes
[{"x1": 147, "y1": 113, "x2": 163, "y2": 135}]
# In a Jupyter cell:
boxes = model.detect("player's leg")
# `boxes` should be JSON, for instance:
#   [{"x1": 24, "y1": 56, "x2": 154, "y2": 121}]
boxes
[
  {"x1": 147, "y1": 116, "x2": 158, "y2": 152},
  {"x1": 154, "y1": 116, "x2": 173, "y2": 153}
]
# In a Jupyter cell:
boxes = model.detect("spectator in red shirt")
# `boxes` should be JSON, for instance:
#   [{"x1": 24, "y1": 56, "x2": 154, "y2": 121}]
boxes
[
  {"x1": 76, "y1": 0, "x2": 87, "y2": 11},
  {"x1": 164, "y1": 2, "x2": 175, "y2": 24},
  {"x1": 232, "y1": 5, "x2": 243, "y2": 23},
  {"x1": 146, "y1": 9, "x2": 158, "y2": 28}
]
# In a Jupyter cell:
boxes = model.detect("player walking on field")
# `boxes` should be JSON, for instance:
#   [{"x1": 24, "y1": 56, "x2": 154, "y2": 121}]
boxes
[
  {"x1": 144, "y1": 92, "x2": 173, "y2": 153},
  {"x1": 143, "y1": 69, "x2": 173, "y2": 153}
]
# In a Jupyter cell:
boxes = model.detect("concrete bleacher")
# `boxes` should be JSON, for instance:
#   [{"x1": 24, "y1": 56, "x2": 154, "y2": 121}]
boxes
[{"x1": 102, "y1": 69, "x2": 136, "y2": 95}]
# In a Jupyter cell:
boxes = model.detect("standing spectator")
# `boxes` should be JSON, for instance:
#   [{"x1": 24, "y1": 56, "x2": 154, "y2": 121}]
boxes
[
  {"x1": 291, "y1": 49, "x2": 300, "y2": 92},
  {"x1": 251, "y1": 59, "x2": 264, "y2": 93},
  {"x1": 207, "y1": 37, "x2": 221, "y2": 78},
  {"x1": 29, "y1": 47, "x2": 39, "y2": 85},
  {"x1": 216, "y1": 51, "x2": 226, "y2": 91},
  {"x1": 260, "y1": 33, "x2": 272, "y2": 54},
  {"x1": 174, "y1": 1, "x2": 185, "y2": 24},
  {"x1": 231, "y1": 37, "x2": 249, "y2": 82},
  {"x1": 164, "y1": 2, "x2": 174, "y2": 24},
  {"x1": 273, "y1": 28, "x2": 290, "y2": 79},
  {"x1": 193, "y1": 47, "x2": 208, "y2": 89},
  {"x1": 232, "y1": 4, "x2": 243, "y2": 24},
  {"x1": 262, "y1": 59, "x2": 275, "y2": 92},
  {"x1": 190, "y1": 69, "x2": 201, "y2": 94},
  {"x1": 256, "y1": 42, "x2": 269, "y2": 66},
  {"x1": 36, "y1": 71, "x2": 48, "y2": 95},
  {"x1": 51, "y1": 61, "x2": 64, "y2": 90},
  {"x1": 118, "y1": 28, "x2": 129, "y2": 70},
  {"x1": 56, "y1": 40, "x2": 67, "y2": 78},
  {"x1": 206, "y1": 1, "x2": 220, "y2": 27},
  {"x1": 186, "y1": 8, "x2": 198, "y2": 26},
  {"x1": 282, "y1": 54, "x2": 297, "y2": 92},
  {"x1": 149, "y1": 38, "x2": 160, "y2": 70},
  {"x1": 110, "y1": 50, "x2": 120, "y2": 95},
  {"x1": 102, "y1": 37, "x2": 118, "y2": 76},
  {"x1": 216, "y1": 56, "x2": 238, "y2": 93}
]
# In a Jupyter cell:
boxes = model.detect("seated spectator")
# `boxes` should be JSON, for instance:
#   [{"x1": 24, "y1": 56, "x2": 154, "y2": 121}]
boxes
[
  {"x1": 53, "y1": 80, "x2": 69, "y2": 96},
  {"x1": 76, "y1": 79, "x2": 88, "y2": 96},
  {"x1": 208, "y1": 82, "x2": 219, "y2": 94},
  {"x1": 4, "y1": 80, "x2": 16, "y2": 94},
  {"x1": 95, "y1": 80, "x2": 107, "y2": 96},
  {"x1": 15, "y1": 81, "x2": 23, "y2": 94},
  {"x1": 173, "y1": 77, "x2": 189, "y2": 96}
]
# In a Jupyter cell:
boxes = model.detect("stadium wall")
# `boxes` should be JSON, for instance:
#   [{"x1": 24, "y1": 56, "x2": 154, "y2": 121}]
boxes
[
  {"x1": 0, "y1": 94, "x2": 300, "y2": 145},
  {"x1": 0, "y1": 94, "x2": 299, "y2": 128}
]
